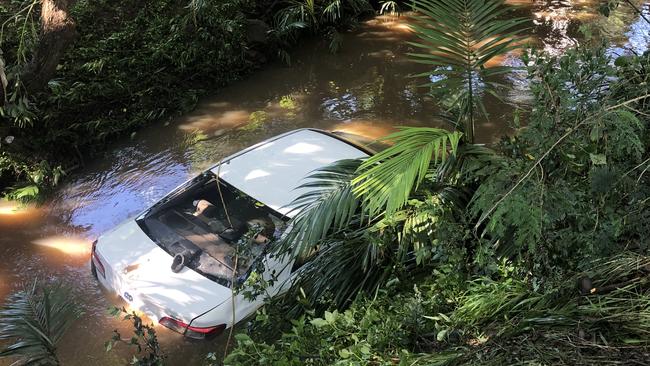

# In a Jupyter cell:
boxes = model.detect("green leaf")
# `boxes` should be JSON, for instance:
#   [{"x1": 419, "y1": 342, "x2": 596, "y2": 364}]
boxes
[
  {"x1": 408, "y1": 0, "x2": 526, "y2": 142},
  {"x1": 310, "y1": 318, "x2": 328, "y2": 328},
  {"x1": 338, "y1": 348, "x2": 352, "y2": 358},
  {"x1": 324, "y1": 311, "x2": 337, "y2": 324},
  {"x1": 437, "y1": 329, "x2": 449, "y2": 341},
  {"x1": 275, "y1": 159, "x2": 363, "y2": 257},
  {"x1": 589, "y1": 153, "x2": 607, "y2": 166},
  {"x1": 353, "y1": 127, "x2": 462, "y2": 217},
  {"x1": 0, "y1": 281, "x2": 80, "y2": 364}
]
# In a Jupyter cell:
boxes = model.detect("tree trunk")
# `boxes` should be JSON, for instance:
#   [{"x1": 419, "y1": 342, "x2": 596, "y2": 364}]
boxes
[{"x1": 22, "y1": 0, "x2": 77, "y2": 94}]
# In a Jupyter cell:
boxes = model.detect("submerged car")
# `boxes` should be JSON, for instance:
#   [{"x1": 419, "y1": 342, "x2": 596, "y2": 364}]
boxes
[{"x1": 91, "y1": 129, "x2": 370, "y2": 338}]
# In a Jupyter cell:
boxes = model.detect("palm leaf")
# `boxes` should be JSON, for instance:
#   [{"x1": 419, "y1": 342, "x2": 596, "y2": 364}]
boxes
[
  {"x1": 323, "y1": 0, "x2": 342, "y2": 22},
  {"x1": 0, "y1": 282, "x2": 81, "y2": 365},
  {"x1": 277, "y1": 159, "x2": 365, "y2": 258},
  {"x1": 285, "y1": 229, "x2": 394, "y2": 310},
  {"x1": 351, "y1": 127, "x2": 462, "y2": 218},
  {"x1": 407, "y1": 0, "x2": 527, "y2": 142},
  {"x1": 272, "y1": 139, "x2": 494, "y2": 311}
]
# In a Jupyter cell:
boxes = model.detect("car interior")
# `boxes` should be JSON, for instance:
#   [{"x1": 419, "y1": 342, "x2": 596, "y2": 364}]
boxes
[{"x1": 137, "y1": 172, "x2": 285, "y2": 286}]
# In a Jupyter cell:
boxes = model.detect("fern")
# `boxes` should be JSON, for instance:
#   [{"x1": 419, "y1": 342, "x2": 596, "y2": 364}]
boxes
[
  {"x1": 469, "y1": 167, "x2": 542, "y2": 256},
  {"x1": 603, "y1": 109, "x2": 644, "y2": 161}
]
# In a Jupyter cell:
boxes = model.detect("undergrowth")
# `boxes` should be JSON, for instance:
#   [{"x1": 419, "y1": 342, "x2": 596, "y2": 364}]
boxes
[{"x1": 224, "y1": 44, "x2": 650, "y2": 365}]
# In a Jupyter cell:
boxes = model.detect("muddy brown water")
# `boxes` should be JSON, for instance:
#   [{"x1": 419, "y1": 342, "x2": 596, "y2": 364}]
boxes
[{"x1": 1, "y1": 2, "x2": 649, "y2": 365}]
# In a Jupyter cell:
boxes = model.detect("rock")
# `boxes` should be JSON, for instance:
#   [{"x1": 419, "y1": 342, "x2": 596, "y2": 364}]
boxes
[{"x1": 245, "y1": 19, "x2": 270, "y2": 44}]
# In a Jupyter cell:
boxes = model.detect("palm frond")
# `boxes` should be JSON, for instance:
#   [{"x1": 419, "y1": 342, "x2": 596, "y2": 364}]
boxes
[
  {"x1": 277, "y1": 159, "x2": 365, "y2": 258},
  {"x1": 436, "y1": 142, "x2": 499, "y2": 182},
  {"x1": 286, "y1": 229, "x2": 393, "y2": 310},
  {"x1": 351, "y1": 127, "x2": 462, "y2": 218},
  {"x1": 0, "y1": 282, "x2": 81, "y2": 365},
  {"x1": 379, "y1": 1, "x2": 400, "y2": 16},
  {"x1": 323, "y1": 0, "x2": 342, "y2": 22},
  {"x1": 407, "y1": 0, "x2": 527, "y2": 142}
]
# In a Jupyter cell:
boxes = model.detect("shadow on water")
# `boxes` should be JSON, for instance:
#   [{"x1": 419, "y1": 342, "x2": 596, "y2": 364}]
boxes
[{"x1": 1, "y1": 2, "x2": 649, "y2": 364}]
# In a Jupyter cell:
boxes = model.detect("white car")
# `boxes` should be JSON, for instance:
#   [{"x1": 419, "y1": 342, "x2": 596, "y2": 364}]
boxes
[{"x1": 91, "y1": 129, "x2": 370, "y2": 338}]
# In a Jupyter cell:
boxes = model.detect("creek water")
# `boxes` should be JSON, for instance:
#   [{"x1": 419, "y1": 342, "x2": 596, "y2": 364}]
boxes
[{"x1": 1, "y1": 2, "x2": 649, "y2": 364}]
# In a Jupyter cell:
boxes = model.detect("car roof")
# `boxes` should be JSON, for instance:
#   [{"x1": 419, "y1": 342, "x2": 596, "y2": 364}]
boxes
[{"x1": 211, "y1": 129, "x2": 369, "y2": 218}]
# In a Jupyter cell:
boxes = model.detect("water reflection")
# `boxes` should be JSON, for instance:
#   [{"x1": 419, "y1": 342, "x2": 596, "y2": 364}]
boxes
[{"x1": 621, "y1": 3, "x2": 650, "y2": 54}]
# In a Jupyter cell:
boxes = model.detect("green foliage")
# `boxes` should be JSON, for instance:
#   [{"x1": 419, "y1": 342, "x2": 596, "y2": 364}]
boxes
[
  {"x1": 106, "y1": 306, "x2": 164, "y2": 366},
  {"x1": 0, "y1": 0, "x2": 40, "y2": 128},
  {"x1": 278, "y1": 159, "x2": 363, "y2": 258},
  {"x1": 270, "y1": 0, "x2": 372, "y2": 60},
  {"x1": 408, "y1": 0, "x2": 527, "y2": 142},
  {"x1": 422, "y1": 253, "x2": 650, "y2": 365},
  {"x1": 1, "y1": 159, "x2": 64, "y2": 202},
  {"x1": 228, "y1": 253, "x2": 650, "y2": 365},
  {"x1": 271, "y1": 134, "x2": 488, "y2": 311},
  {"x1": 225, "y1": 281, "x2": 458, "y2": 365},
  {"x1": 48, "y1": 0, "x2": 249, "y2": 141},
  {"x1": 272, "y1": 141, "x2": 480, "y2": 310},
  {"x1": 231, "y1": 39, "x2": 650, "y2": 366},
  {"x1": 598, "y1": 0, "x2": 650, "y2": 25},
  {"x1": 469, "y1": 45, "x2": 650, "y2": 280},
  {"x1": 353, "y1": 127, "x2": 462, "y2": 217},
  {"x1": 0, "y1": 0, "x2": 252, "y2": 198},
  {"x1": 0, "y1": 282, "x2": 81, "y2": 366}
]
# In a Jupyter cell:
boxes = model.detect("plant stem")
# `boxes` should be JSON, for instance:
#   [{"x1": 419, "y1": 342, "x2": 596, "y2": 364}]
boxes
[
  {"x1": 467, "y1": 69, "x2": 475, "y2": 143},
  {"x1": 622, "y1": 0, "x2": 650, "y2": 25}
]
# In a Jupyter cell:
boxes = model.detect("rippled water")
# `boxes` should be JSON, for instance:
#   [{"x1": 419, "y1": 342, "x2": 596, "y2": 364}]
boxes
[{"x1": 1, "y1": 2, "x2": 649, "y2": 364}]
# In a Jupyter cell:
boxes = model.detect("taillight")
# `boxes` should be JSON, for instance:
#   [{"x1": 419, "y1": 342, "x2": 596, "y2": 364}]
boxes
[
  {"x1": 159, "y1": 316, "x2": 225, "y2": 339},
  {"x1": 91, "y1": 240, "x2": 106, "y2": 278}
]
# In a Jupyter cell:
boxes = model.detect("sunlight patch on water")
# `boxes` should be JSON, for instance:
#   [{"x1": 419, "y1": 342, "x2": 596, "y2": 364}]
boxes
[
  {"x1": 0, "y1": 201, "x2": 34, "y2": 216},
  {"x1": 177, "y1": 93, "x2": 307, "y2": 135},
  {"x1": 0, "y1": 201, "x2": 42, "y2": 227},
  {"x1": 0, "y1": 204, "x2": 19, "y2": 215},
  {"x1": 332, "y1": 120, "x2": 399, "y2": 141},
  {"x1": 32, "y1": 236, "x2": 92, "y2": 256},
  {"x1": 368, "y1": 14, "x2": 414, "y2": 33},
  {"x1": 178, "y1": 109, "x2": 251, "y2": 133}
]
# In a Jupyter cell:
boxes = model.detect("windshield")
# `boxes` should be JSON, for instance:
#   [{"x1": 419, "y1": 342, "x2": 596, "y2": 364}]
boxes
[{"x1": 137, "y1": 171, "x2": 286, "y2": 287}]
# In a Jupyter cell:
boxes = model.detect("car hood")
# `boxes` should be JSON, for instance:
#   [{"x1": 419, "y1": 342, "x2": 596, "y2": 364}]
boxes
[{"x1": 96, "y1": 220, "x2": 232, "y2": 322}]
